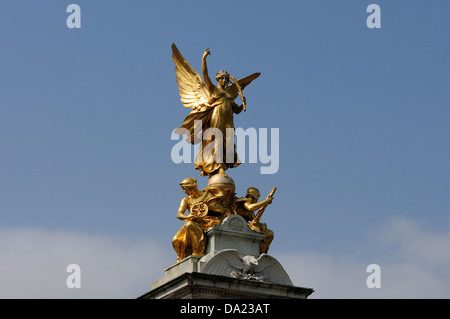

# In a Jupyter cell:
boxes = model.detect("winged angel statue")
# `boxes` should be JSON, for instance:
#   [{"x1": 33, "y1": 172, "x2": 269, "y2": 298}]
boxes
[{"x1": 172, "y1": 43, "x2": 260, "y2": 177}]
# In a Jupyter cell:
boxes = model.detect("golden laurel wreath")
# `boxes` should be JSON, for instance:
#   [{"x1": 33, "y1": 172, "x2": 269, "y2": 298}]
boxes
[{"x1": 189, "y1": 202, "x2": 209, "y2": 217}]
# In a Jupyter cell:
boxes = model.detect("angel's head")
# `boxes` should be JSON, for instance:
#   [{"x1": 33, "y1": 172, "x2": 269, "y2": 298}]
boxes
[{"x1": 215, "y1": 69, "x2": 230, "y2": 88}]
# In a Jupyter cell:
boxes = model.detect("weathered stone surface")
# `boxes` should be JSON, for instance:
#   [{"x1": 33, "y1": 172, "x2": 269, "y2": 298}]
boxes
[
  {"x1": 204, "y1": 215, "x2": 265, "y2": 260},
  {"x1": 140, "y1": 272, "x2": 314, "y2": 299},
  {"x1": 144, "y1": 213, "x2": 313, "y2": 298},
  {"x1": 202, "y1": 249, "x2": 293, "y2": 286}
]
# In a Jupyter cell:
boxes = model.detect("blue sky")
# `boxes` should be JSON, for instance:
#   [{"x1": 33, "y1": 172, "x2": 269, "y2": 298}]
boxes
[{"x1": 1, "y1": 1, "x2": 449, "y2": 298}]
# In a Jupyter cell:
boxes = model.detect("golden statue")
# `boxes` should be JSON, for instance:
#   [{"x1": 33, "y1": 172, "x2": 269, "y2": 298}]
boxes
[
  {"x1": 234, "y1": 187, "x2": 276, "y2": 254},
  {"x1": 170, "y1": 44, "x2": 277, "y2": 263},
  {"x1": 172, "y1": 43, "x2": 260, "y2": 177},
  {"x1": 172, "y1": 177, "x2": 234, "y2": 261}
]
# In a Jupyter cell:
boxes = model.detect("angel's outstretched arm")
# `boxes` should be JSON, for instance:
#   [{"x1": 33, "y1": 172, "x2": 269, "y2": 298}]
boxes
[{"x1": 202, "y1": 48, "x2": 214, "y2": 92}]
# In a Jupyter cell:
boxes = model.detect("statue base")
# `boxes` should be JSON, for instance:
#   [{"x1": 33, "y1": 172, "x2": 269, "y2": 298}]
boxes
[
  {"x1": 139, "y1": 272, "x2": 314, "y2": 299},
  {"x1": 139, "y1": 215, "x2": 314, "y2": 299}
]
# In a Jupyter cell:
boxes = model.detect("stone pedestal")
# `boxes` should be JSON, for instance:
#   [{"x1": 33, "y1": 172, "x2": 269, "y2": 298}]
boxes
[
  {"x1": 205, "y1": 214, "x2": 265, "y2": 258},
  {"x1": 140, "y1": 215, "x2": 314, "y2": 299},
  {"x1": 139, "y1": 272, "x2": 314, "y2": 299}
]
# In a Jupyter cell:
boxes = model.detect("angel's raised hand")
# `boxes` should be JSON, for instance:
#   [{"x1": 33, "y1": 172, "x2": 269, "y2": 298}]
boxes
[{"x1": 202, "y1": 47, "x2": 211, "y2": 60}]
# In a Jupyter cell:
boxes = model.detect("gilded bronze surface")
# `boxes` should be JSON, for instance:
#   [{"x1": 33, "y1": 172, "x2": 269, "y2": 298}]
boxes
[
  {"x1": 172, "y1": 43, "x2": 260, "y2": 177},
  {"x1": 234, "y1": 187, "x2": 276, "y2": 254},
  {"x1": 172, "y1": 178, "x2": 221, "y2": 261},
  {"x1": 170, "y1": 44, "x2": 277, "y2": 262}
]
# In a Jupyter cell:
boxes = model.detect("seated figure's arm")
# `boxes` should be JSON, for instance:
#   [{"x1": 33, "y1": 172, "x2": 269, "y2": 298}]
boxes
[{"x1": 176, "y1": 198, "x2": 190, "y2": 220}]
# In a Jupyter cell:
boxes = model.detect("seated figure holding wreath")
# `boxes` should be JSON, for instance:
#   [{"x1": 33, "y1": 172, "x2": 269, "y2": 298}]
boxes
[{"x1": 172, "y1": 178, "x2": 222, "y2": 262}]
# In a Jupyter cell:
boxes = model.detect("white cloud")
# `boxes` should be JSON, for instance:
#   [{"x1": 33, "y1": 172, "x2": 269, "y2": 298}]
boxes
[
  {"x1": 1, "y1": 215, "x2": 449, "y2": 298},
  {"x1": 0, "y1": 227, "x2": 173, "y2": 298},
  {"x1": 279, "y1": 216, "x2": 450, "y2": 298}
]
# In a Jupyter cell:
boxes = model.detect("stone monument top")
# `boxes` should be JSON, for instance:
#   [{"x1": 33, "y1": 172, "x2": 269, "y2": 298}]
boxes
[
  {"x1": 147, "y1": 214, "x2": 304, "y2": 299},
  {"x1": 139, "y1": 44, "x2": 314, "y2": 299}
]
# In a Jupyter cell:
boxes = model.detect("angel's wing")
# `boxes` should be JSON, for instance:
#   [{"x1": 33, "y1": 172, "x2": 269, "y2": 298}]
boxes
[
  {"x1": 226, "y1": 72, "x2": 261, "y2": 100},
  {"x1": 172, "y1": 43, "x2": 212, "y2": 113},
  {"x1": 254, "y1": 254, "x2": 293, "y2": 286},
  {"x1": 202, "y1": 249, "x2": 244, "y2": 275}
]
